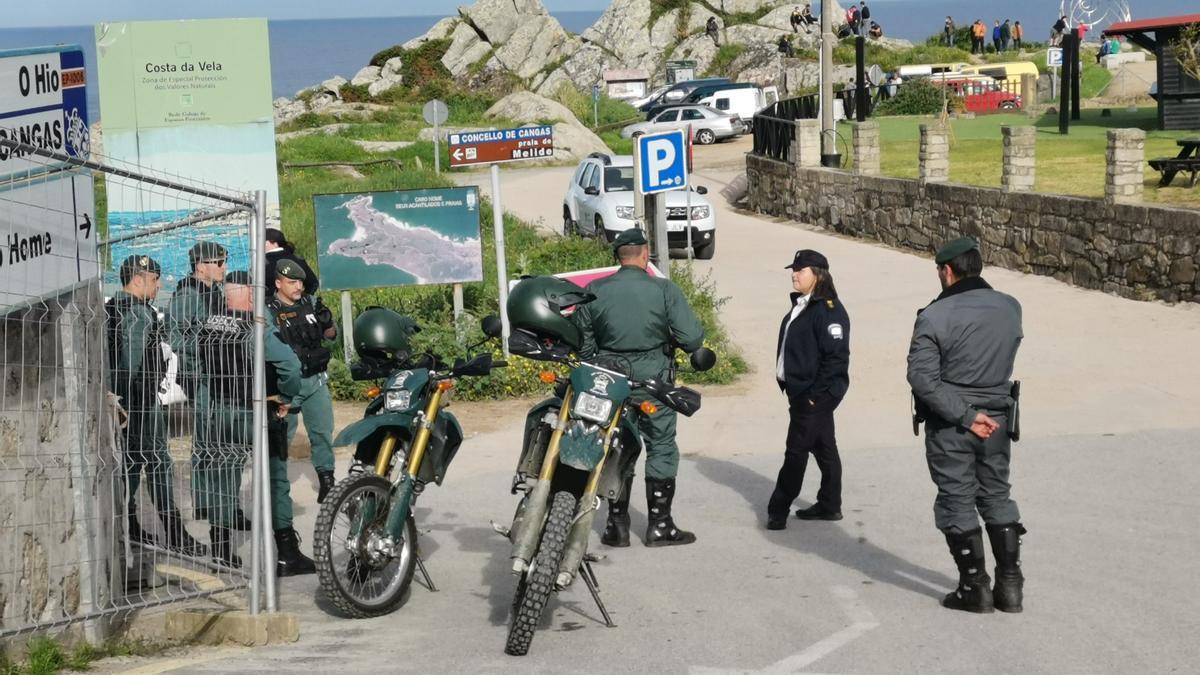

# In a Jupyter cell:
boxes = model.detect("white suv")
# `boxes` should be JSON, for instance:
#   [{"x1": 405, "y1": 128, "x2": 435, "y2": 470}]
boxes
[{"x1": 562, "y1": 153, "x2": 717, "y2": 259}]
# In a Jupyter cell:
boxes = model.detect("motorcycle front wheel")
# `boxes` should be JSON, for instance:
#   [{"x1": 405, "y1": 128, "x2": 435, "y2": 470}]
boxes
[
  {"x1": 505, "y1": 490, "x2": 577, "y2": 656},
  {"x1": 314, "y1": 473, "x2": 418, "y2": 618}
]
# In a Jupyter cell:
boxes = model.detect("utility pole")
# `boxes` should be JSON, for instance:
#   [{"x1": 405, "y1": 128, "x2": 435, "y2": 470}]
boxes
[{"x1": 819, "y1": 0, "x2": 837, "y2": 166}]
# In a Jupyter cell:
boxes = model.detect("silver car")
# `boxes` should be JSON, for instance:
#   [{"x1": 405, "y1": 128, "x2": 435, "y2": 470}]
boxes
[{"x1": 619, "y1": 105, "x2": 745, "y2": 145}]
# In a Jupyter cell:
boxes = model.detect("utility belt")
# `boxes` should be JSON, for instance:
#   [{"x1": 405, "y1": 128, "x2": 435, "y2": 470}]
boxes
[
  {"x1": 268, "y1": 399, "x2": 289, "y2": 461},
  {"x1": 912, "y1": 380, "x2": 1021, "y2": 441},
  {"x1": 295, "y1": 344, "x2": 331, "y2": 378}
]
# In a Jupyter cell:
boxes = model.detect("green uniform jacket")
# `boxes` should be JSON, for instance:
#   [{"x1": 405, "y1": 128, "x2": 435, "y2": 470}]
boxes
[
  {"x1": 168, "y1": 278, "x2": 225, "y2": 388},
  {"x1": 575, "y1": 266, "x2": 705, "y2": 381},
  {"x1": 108, "y1": 290, "x2": 164, "y2": 408},
  {"x1": 267, "y1": 324, "x2": 303, "y2": 402}
]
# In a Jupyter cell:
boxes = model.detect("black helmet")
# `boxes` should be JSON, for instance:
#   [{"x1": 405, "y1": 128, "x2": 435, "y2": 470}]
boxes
[
  {"x1": 506, "y1": 276, "x2": 595, "y2": 350},
  {"x1": 353, "y1": 306, "x2": 420, "y2": 361}
]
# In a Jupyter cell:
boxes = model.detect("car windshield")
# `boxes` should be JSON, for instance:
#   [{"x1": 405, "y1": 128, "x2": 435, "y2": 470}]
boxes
[{"x1": 605, "y1": 167, "x2": 634, "y2": 192}]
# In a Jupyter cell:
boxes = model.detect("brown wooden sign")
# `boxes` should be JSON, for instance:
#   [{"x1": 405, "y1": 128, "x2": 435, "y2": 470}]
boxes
[{"x1": 447, "y1": 125, "x2": 554, "y2": 168}]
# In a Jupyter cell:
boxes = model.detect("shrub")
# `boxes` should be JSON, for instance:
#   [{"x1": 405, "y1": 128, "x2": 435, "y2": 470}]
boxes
[
  {"x1": 369, "y1": 45, "x2": 406, "y2": 67},
  {"x1": 550, "y1": 83, "x2": 641, "y2": 129},
  {"x1": 339, "y1": 83, "x2": 371, "y2": 103},
  {"x1": 705, "y1": 44, "x2": 747, "y2": 77},
  {"x1": 399, "y1": 38, "x2": 452, "y2": 84},
  {"x1": 873, "y1": 77, "x2": 946, "y2": 116}
]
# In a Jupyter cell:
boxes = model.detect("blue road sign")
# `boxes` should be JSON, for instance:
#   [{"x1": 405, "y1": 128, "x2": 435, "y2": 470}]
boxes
[{"x1": 636, "y1": 129, "x2": 688, "y2": 195}]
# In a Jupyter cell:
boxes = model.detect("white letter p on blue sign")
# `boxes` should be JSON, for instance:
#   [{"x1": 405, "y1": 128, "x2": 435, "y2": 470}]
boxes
[
  {"x1": 637, "y1": 129, "x2": 688, "y2": 195},
  {"x1": 647, "y1": 139, "x2": 675, "y2": 188}
]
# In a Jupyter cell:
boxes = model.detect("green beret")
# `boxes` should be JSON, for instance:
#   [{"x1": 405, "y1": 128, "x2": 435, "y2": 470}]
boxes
[
  {"x1": 612, "y1": 227, "x2": 648, "y2": 250},
  {"x1": 276, "y1": 259, "x2": 307, "y2": 281},
  {"x1": 935, "y1": 237, "x2": 979, "y2": 265}
]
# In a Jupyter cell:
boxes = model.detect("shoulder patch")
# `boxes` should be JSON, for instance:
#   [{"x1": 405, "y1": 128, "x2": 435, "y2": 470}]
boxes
[
  {"x1": 826, "y1": 299, "x2": 835, "y2": 308},
  {"x1": 828, "y1": 323, "x2": 844, "y2": 340}
]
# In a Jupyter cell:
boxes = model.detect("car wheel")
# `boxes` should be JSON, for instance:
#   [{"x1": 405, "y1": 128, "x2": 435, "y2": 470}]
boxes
[
  {"x1": 594, "y1": 216, "x2": 609, "y2": 242},
  {"x1": 562, "y1": 206, "x2": 576, "y2": 236},
  {"x1": 695, "y1": 233, "x2": 716, "y2": 260},
  {"x1": 1000, "y1": 101, "x2": 1016, "y2": 110},
  {"x1": 696, "y1": 129, "x2": 717, "y2": 145}
]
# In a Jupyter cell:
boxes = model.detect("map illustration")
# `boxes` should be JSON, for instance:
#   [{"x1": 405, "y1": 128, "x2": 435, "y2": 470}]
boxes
[{"x1": 314, "y1": 187, "x2": 483, "y2": 289}]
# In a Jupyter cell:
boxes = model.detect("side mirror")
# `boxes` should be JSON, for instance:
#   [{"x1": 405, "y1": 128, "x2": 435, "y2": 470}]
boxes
[
  {"x1": 690, "y1": 347, "x2": 717, "y2": 372},
  {"x1": 584, "y1": 186, "x2": 600, "y2": 196},
  {"x1": 695, "y1": 186, "x2": 708, "y2": 195},
  {"x1": 481, "y1": 315, "x2": 503, "y2": 338},
  {"x1": 453, "y1": 354, "x2": 494, "y2": 377}
]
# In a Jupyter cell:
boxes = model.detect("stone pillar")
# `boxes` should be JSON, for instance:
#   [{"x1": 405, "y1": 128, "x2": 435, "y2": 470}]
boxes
[
  {"x1": 1001, "y1": 126, "x2": 1036, "y2": 192},
  {"x1": 1105, "y1": 128, "x2": 1145, "y2": 204},
  {"x1": 794, "y1": 119, "x2": 821, "y2": 168},
  {"x1": 918, "y1": 124, "x2": 949, "y2": 183},
  {"x1": 851, "y1": 121, "x2": 880, "y2": 176}
]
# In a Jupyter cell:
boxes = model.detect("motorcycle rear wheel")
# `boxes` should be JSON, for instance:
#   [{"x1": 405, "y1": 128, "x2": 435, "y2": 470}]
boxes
[
  {"x1": 505, "y1": 490, "x2": 577, "y2": 656},
  {"x1": 314, "y1": 473, "x2": 417, "y2": 618}
]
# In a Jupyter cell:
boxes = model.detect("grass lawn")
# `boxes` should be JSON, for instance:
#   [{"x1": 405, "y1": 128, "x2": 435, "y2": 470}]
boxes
[{"x1": 841, "y1": 107, "x2": 1200, "y2": 209}]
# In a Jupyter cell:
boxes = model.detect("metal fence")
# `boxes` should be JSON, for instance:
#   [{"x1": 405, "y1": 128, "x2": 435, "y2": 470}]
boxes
[{"x1": 0, "y1": 132, "x2": 275, "y2": 641}]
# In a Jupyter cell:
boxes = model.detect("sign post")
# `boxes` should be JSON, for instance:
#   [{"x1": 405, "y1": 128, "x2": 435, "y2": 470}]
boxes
[
  {"x1": 341, "y1": 291, "x2": 353, "y2": 363},
  {"x1": 635, "y1": 129, "x2": 688, "y2": 280},
  {"x1": 423, "y1": 99, "x2": 449, "y2": 175},
  {"x1": 592, "y1": 85, "x2": 600, "y2": 128},
  {"x1": 1047, "y1": 47, "x2": 1063, "y2": 100},
  {"x1": 490, "y1": 164, "x2": 510, "y2": 356}
]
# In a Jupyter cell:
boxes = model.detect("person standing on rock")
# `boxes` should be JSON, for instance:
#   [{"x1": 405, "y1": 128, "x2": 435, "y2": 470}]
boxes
[
  {"x1": 943, "y1": 16, "x2": 956, "y2": 47},
  {"x1": 907, "y1": 238, "x2": 1026, "y2": 615},
  {"x1": 767, "y1": 250, "x2": 850, "y2": 531},
  {"x1": 706, "y1": 16, "x2": 721, "y2": 46},
  {"x1": 1013, "y1": 21, "x2": 1024, "y2": 51}
]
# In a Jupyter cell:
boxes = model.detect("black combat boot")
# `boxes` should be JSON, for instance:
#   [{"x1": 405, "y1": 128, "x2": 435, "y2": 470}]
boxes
[
  {"x1": 644, "y1": 478, "x2": 697, "y2": 547},
  {"x1": 601, "y1": 476, "x2": 633, "y2": 547},
  {"x1": 209, "y1": 525, "x2": 242, "y2": 568},
  {"x1": 986, "y1": 522, "x2": 1026, "y2": 613},
  {"x1": 160, "y1": 510, "x2": 207, "y2": 556},
  {"x1": 942, "y1": 528, "x2": 994, "y2": 613},
  {"x1": 275, "y1": 529, "x2": 316, "y2": 577},
  {"x1": 127, "y1": 514, "x2": 157, "y2": 546},
  {"x1": 317, "y1": 470, "x2": 336, "y2": 504},
  {"x1": 231, "y1": 508, "x2": 253, "y2": 532}
]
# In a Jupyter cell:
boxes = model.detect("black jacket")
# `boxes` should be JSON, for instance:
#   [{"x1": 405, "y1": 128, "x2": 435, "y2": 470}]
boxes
[
  {"x1": 776, "y1": 293, "x2": 851, "y2": 403},
  {"x1": 265, "y1": 249, "x2": 320, "y2": 296}
]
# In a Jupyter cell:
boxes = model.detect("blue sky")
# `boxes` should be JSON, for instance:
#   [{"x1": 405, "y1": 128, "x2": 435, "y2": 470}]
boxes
[{"x1": 13, "y1": 0, "x2": 609, "y2": 28}]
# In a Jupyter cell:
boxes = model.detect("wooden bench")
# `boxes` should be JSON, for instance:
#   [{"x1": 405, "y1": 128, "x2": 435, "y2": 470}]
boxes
[{"x1": 1149, "y1": 138, "x2": 1200, "y2": 188}]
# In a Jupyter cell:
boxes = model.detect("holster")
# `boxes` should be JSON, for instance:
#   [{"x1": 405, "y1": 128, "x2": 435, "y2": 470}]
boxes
[
  {"x1": 268, "y1": 403, "x2": 289, "y2": 460},
  {"x1": 1008, "y1": 380, "x2": 1021, "y2": 442},
  {"x1": 911, "y1": 393, "x2": 929, "y2": 436}
]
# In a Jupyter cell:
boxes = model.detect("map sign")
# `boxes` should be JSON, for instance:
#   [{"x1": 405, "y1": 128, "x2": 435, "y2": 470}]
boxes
[
  {"x1": 314, "y1": 187, "x2": 483, "y2": 290},
  {"x1": 448, "y1": 125, "x2": 554, "y2": 168}
]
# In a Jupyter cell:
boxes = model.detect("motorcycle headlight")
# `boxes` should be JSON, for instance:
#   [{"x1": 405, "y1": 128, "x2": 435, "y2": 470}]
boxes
[
  {"x1": 690, "y1": 205, "x2": 710, "y2": 219},
  {"x1": 615, "y1": 206, "x2": 635, "y2": 220},
  {"x1": 384, "y1": 389, "x2": 413, "y2": 411},
  {"x1": 572, "y1": 391, "x2": 613, "y2": 423}
]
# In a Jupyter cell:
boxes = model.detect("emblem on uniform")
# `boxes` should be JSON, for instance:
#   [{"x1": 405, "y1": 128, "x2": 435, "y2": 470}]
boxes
[
  {"x1": 828, "y1": 323, "x2": 844, "y2": 340},
  {"x1": 591, "y1": 373, "x2": 613, "y2": 395}
]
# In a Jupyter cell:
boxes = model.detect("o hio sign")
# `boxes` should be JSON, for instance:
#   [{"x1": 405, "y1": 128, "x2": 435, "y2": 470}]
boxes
[
  {"x1": 0, "y1": 46, "x2": 90, "y2": 180},
  {"x1": 447, "y1": 125, "x2": 554, "y2": 168}
]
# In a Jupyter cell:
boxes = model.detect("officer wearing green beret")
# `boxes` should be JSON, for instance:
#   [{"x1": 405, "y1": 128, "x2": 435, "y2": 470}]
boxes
[
  {"x1": 574, "y1": 227, "x2": 706, "y2": 547},
  {"x1": 107, "y1": 255, "x2": 205, "y2": 556},
  {"x1": 907, "y1": 237, "x2": 1026, "y2": 614},
  {"x1": 266, "y1": 259, "x2": 338, "y2": 503}
]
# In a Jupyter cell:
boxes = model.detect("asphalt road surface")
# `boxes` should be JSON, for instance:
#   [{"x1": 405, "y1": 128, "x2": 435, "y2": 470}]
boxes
[{"x1": 104, "y1": 140, "x2": 1200, "y2": 673}]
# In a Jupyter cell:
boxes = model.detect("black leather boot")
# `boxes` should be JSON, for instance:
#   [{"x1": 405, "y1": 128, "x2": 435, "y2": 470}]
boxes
[
  {"x1": 231, "y1": 508, "x2": 253, "y2": 532},
  {"x1": 317, "y1": 470, "x2": 336, "y2": 504},
  {"x1": 127, "y1": 514, "x2": 156, "y2": 546},
  {"x1": 601, "y1": 476, "x2": 633, "y2": 547},
  {"x1": 942, "y1": 528, "x2": 994, "y2": 613},
  {"x1": 209, "y1": 525, "x2": 242, "y2": 568},
  {"x1": 160, "y1": 510, "x2": 207, "y2": 556},
  {"x1": 987, "y1": 522, "x2": 1026, "y2": 613},
  {"x1": 275, "y1": 529, "x2": 316, "y2": 577},
  {"x1": 644, "y1": 478, "x2": 696, "y2": 547}
]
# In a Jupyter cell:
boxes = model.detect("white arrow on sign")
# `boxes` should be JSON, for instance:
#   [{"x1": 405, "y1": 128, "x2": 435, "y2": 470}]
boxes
[{"x1": 453, "y1": 148, "x2": 463, "y2": 161}]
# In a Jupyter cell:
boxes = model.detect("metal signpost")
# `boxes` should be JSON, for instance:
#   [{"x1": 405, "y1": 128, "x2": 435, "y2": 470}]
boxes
[
  {"x1": 447, "y1": 125, "x2": 555, "y2": 353},
  {"x1": 423, "y1": 98, "x2": 449, "y2": 174},
  {"x1": 592, "y1": 84, "x2": 600, "y2": 128},
  {"x1": 633, "y1": 129, "x2": 688, "y2": 279},
  {"x1": 1047, "y1": 47, "x2": 1064, "y2": 100}
]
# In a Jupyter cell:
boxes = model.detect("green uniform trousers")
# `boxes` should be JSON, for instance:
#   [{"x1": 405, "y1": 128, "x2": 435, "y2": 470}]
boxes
[
  {"x1": 286, "y1": 373, "x2": 335, "y2": 474},
  {"x1": 124, "y1": 406, "x2": 176, "y2": 513},
  {"x1": 629, "y1": 393, "x2": 679, "y2": 480},
  {"x1": 924, "y1": 412, "x2": 1021, "y2": 534},
  {"x1": 195, "y1": 403, "x2": 296, "y2": 531}
]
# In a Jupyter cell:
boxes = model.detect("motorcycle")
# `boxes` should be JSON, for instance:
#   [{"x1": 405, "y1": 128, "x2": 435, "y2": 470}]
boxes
[
  {"x1": 498, "y1": 327, "x2": 716, "y2": 655},
  {"x1": 313, "y1": 314, "x2": 505, "y2": 618}
]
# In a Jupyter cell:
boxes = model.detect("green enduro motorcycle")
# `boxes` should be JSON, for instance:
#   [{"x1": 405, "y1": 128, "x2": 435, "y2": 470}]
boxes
[
  {"x1": 313, "y1": 309, "x2": 505, "y2": 618},
  {"x1": 498, "y1": 321, "x2": 716, "y2": 654}
]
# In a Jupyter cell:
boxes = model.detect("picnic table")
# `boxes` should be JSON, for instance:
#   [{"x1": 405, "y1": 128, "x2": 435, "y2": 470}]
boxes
[{"x1": 1148, "y1": 138, "x2": 1200, "y2": 188}]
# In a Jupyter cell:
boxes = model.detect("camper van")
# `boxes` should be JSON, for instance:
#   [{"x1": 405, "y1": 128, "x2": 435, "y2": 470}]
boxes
[
  {"x1": 959, "y1": 61, "x2": 1040, "y2": 87},
  {"x1": 637, "y1": 78, "x2": 732, "y2": 112},
  {"x1": 897, "y1": 62, "x2": 969, "y2": 79},
  {"x1": 692, "y1": 84, "x2": 780, "y2": 129}
]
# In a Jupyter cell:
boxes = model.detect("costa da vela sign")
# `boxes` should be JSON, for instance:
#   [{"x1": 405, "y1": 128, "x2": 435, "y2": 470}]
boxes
[{"x1": 0, "y1": 45, "x2": 97, "y2": 311}]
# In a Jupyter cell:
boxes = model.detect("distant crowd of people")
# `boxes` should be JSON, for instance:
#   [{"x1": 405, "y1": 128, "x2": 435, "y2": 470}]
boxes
[{"x1": 953, "y1": 18, "x2": 1024, "y2": 54}]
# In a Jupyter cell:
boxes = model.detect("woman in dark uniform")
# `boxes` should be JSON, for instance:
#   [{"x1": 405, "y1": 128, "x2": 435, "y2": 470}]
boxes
[{"x1": 767, "y1": 249, "x2": 851, "y2": 530}]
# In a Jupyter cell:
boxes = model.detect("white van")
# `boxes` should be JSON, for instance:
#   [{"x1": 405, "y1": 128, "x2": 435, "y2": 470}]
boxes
[{"x1": 693, "y1": 85, "x2": 779, "y2": 130}]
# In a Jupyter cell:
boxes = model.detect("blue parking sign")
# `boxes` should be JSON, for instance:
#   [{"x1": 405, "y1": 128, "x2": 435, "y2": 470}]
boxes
[{"x1": 637, "y1": 130, "x2": 688, "y2": 195}]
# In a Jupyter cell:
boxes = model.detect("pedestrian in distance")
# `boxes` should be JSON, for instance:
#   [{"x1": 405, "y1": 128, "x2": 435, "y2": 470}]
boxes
[
  {"x1": 868, "y1": 21, "x2": 882, "y2": 39},
  {"x1": 799, "y1": 4, "x2": 817, "y2": 33},
  {"x1": 777, "y1": 34, "x2": 796, "y2": 57},
  {"x1": 576, "y1": 227, "x2": 706, "y2": 548},
  {"x1": 107, "y1": 254, "x2": 206, "y2": 557},
  {"x1": 265, "y1": 228, "x2": 319, "y2": 296},
  {"x1": 907, "y1": 238, "x2": 1026, "y2": 615},
  {"x1": 1001, "y1": 19, "x2": 1012, "y2": 51},
  {"x1": 992, "y1": 21, "x2": 1002, "y2": 53},
  {"x1": 790, "y1": 5, "x2": 803, "y2": 33},
  {"x1": 943, "y1": 16, "x2": 956, "y2": 47},
  {"x1": 1013, "y1": 21, "x2": 1024, "y2": 51},
  {"x1": 1051, "y1": 15, "x2": 1067, "y2": 46},
  {"x1": 858, "y1": 2, "x2": 871, "y2": 37},
  {"x1": 971, "y1": 20, "x2": 986, "y2": 55},
  {"x1": 767, "y1": 250, "x2": 850, "y2": 531},
  {"x1": 845, "y1": 4, "x2": 859, "y2": 36},
  {"x1": 706, "y1": 16, "x2": 720, "y2": 46}
]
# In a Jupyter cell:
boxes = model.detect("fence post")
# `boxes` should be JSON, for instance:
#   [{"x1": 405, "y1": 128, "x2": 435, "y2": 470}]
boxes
[
  {"x1": 1001, "y1": 126, "x2": 1036, "y2": 192},
  {"x1": 1105, "y1": 128, "x2": 1146, "y2": 205},
  {"x1": 795, "y1": 119, "x2": 821, "y2": 168},
  {"x1": 919, "y1": 124, "x2": 950, "y2": 183},
  {"x1": 852, "y1": 121, "x2": 880, "y2": 176}
]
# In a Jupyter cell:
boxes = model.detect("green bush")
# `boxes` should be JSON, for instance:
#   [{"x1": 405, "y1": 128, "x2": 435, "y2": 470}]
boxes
[
  {"x1": 873, "y1": 77, "x2": 946, "y2": 116},
  {"x1": 834, "y1": 42, "x2": 972, "y2": 72},
  {"x1": 705, "y1": 44, "x2": 747, "y2": 77},
  {"x1": 550, "y1": 83, "x2": 641, "y2": 129},
  {"x1": 339, "y1": 83, "x2": 371, "y2": 103},
  {"x1": 399, "y1": 39, "x2": 452, "y2": 84},
  {"x1": 649, "y1": 0, "x2": 691, "y2": 26},
  {"x1": 369, "y1": 45, "x2": 406, "y2": 67}
]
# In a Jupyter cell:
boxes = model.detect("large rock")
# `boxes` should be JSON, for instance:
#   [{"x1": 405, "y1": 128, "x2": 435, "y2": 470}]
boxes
[
  {"x1": 582, "y1": 0, "x2": 657, "y2": 72},
  {"x1": 369, "y1": 74, "x2": 404, "y2": 97},
  {"x1": 493, "y1": 15, "x2": 577, "y2": 80},
  {"x1": 782, "y1": 62, "x2": 856, "y2": 94},
  {"x1": 350, "y1": 66, "x2": 381, "y2": 87},
  {"x1": 485, "y1": 90, "x2": 579, "y2": 125},
  {"x1": 728, "y1": 42, "x2": 786, "y2": 87},
  {"x1": 552, "y1": 44, "x2": 610, "y2": 90},
  {"x1": 872, "y1": 36, "x2": 915, "y2": 50},
  {"x1": 459, "y1": 0, "x2": 548, "y2": 46},
  {"x1": 382, "y1": 57, "x2": 404, "y2": 78},
  {"x1": 441, "y1": 22, "x2": 492, "y2": 77},
  {"x1": 273, "y1": 97, "x2": 308, "y2": 126},
  {"x1": 320, "y1": 76, "x2": 348, "y2": 97},
  {"x1": 403, "y1": 17, "x2": 458, "y2": 50}
]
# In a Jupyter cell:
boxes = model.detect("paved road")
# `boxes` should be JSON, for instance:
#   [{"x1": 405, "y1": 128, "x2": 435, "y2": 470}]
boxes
[{"x1": 106, "y1": 145, "x2": 1200, "y2": 673}]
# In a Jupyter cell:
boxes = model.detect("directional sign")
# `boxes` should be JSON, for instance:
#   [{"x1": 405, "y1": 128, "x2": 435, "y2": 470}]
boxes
[
  {"x1": 636, "y1": 129, "x2": 688, "y2": 195},
  {"x1": 447, "y1": 125, "x2": 554, "y2": 168},
  {"x1": 0, "y1": 45, "x2": 90, "y2": 182},
  {"x1": 1047, "y1": 47, "x2": 1064, "y2": 68}
]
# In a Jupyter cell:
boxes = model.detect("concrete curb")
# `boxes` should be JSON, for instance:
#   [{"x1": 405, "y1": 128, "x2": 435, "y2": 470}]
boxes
[{"x1": 165, "y1": 608, "x2": 299, "y2": 646}]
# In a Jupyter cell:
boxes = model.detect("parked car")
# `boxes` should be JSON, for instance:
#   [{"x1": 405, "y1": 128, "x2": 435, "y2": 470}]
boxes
[
  {"x1": 563, "y1": 153, "x2": 717, "y2": 259},
  {"x1": 636, "y1": 78, "x2": 732, "y2": 112},
  {"x1": 933, "y1": 76, "x2": 1023, "y2": 112},
  {"x1": 690, "y1": 85, "x2": 779, "y2": 129},
  {"x1": 629, "y1": 84, "x2": 671, "y2": 110},
  {"x1": 620, "y1": 105, "x2": 745, "y2": 145},
  {"x1": 644, "y1": 82, "x2": 760, "y2": 120}
]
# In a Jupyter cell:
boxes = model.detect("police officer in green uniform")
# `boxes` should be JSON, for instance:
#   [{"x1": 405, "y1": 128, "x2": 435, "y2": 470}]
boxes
[
  {"x1": 265, "y1": 260, "x2": 338, "y2": 503},
  {"x1": 907, "y1": 237, "x2": 1026, "y2": 614},
  {"x1": 574, "y1": 227, "x2": 706, "y2": 548},
  {"x1": 169, "y1": 241, "x2": 250, "y2": 531},
  {"x1": 107, "y1": 255, "x2": 205, "y2": 556},
  {"x1": 195, "y1": 273, "x2": 314, "y2": 571}
]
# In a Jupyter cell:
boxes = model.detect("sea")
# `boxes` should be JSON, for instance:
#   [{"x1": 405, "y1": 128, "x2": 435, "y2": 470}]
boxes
[{"x1": 0, "y1": 0, "x2": 1185, "y2": 121}]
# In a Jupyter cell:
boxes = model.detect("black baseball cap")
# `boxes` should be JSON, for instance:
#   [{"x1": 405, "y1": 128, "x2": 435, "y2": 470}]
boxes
[
  {"x1": 784, "y1": 249, "x2": 829, "y2": 270},
  {"x1": 224, "y1": 270, "x2": 252, "y2": 285},
  {"x1": 118, "y1": 254, "x2": 161, "y2": 284}
]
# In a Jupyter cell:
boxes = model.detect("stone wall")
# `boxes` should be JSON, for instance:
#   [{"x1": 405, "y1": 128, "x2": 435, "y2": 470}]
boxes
[{"x1": 747, "y1": 154, "x2": 1200, "y2": 303}]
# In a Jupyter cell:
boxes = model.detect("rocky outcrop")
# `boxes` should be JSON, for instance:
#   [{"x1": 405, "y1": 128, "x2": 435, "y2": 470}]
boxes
[{"x1": 403, "y1": 16, "x2": 458, "y2": 50}]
